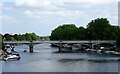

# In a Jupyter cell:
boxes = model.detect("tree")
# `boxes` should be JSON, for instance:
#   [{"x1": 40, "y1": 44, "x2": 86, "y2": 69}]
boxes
[
  {"x1": 29, "y1": 33, "x2": 38, "y2": 41},
  {"x1": 87, "y1": 18, "x2": 111, "y2": 40},
  {"x1": 10, "y1": 37, "x2": 15, "y2": 41},
  {"x1": 14, "y1": 34, "x2": 20, "y2": 41},
  {"x1": 4, "y1": 34, "x2": 11, "y2": 41},
  {"x1": 50, "y1": 24, "x2": 79, "y2": 40},
  {"x1": 77, "y1": 27, "x2": 86, "y2": 40},
  {"x1": 116, "y1": 33, "x2": 120, "y2": 49},
  {"x1": 103, "y1": 26, "x2": 120, "y2": 40},
  {"x1": 25, "y1": 33, "x2": 32, "y2": 41},
  {"x1": 50, "y1": 18, "x2": 120, "y2": 40},
  {"x1": 37, "y1": 36, "x2": 40, "y2": 40},
  {"x1": 3, "y1": 33, "x2": 40, "y2": 41},
  {"x1": 21, "y1": 35, "x2": 26, "y2": 41}
]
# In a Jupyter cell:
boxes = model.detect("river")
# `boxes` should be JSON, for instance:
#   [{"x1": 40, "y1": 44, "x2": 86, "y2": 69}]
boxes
[{"x1": 1, "y1": 43, "x2": 120, "y2": 72}]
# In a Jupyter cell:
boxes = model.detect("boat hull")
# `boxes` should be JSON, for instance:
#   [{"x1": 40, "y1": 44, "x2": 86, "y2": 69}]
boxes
[{"x1": 3, "y1": 54, "x2": 21, "y2": 61}]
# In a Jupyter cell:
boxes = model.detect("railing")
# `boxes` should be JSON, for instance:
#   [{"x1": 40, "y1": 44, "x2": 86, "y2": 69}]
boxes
[{"x1": 3, "y1": 40, "x2": 116, "y2": 44}]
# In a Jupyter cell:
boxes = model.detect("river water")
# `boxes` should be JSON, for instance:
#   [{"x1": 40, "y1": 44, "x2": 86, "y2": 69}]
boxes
[{"x1": 1, "y1": 43, "x2": 120, "y2": 72}]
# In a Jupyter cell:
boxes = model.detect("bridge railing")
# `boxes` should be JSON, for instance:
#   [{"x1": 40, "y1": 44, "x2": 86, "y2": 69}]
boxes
[{"x1": 3, "y1": 40, "x2": 116, "y2": 44}]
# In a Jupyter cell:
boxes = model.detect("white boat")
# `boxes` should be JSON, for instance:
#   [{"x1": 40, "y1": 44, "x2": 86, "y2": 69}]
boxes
[
  {"x1": 84, "y1": 48, "x2": 91, "y2": 51},
  {"x1": 97, "y1": 50, "x2": 101, "y2": 53},
  {"x1": 3, "y1": 51, "x2": 21, "y2": 61},
  {"x1": 90, "y1": 49, "x2": 97, "y2": 52},
  {"x1": 72, "y1": 45, "x2": 80, "y2": 51},
  {"x1": 113, "y1": 51, "x2": 120, "y2": 55}
]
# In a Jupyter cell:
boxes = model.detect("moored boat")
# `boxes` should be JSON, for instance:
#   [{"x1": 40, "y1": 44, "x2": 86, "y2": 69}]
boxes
[
  {"x1": 3, "y1": 51, "x2": 21, "y2": 61},
  {"x1": 113, "y1": 51, "x2": 120, "y2": 55}
]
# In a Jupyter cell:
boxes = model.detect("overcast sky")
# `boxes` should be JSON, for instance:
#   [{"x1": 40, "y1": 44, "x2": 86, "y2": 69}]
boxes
[{"x1": 0, "y1": 0, "x2": 119, "y2": 36}]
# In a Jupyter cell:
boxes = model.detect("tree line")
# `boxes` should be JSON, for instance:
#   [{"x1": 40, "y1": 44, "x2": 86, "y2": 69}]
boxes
[
  {"x1": 1, "y1": 33, "x2": 40, "y2": 41},
  {"x1": 50, "y1": 18, "x2": 120, "y2": 40},
  {"x1": 0, "y1": 33, "x2": 41, "y2": 49}
]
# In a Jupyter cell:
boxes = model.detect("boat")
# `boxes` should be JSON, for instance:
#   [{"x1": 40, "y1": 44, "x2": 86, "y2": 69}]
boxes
[
  {"x1": 72, "y1": 44, "x2": 80, "y2": 51},
  {"x1": 113, "y1": 51, "x2": 120, "y2": 55},
  {"x1": 90, "y1": 49, "x2": 97, "y2": 52},
  {"x1": 105, "y1": 51, "x2": 115, "y2": 54},
  {"x1": 84, "y1": 48, "x2": 91, "y2": 51},
  {"x1": 3, "y1": 51, "x2": 21, "y2": 61}
]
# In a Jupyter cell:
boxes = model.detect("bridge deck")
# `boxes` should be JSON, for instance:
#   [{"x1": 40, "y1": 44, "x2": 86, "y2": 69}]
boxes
[{"x1": 3, "y1": 40, "x2": 116, "y2": 44}]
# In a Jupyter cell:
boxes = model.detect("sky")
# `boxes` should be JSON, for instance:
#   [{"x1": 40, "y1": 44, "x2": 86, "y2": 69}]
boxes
[{"x1": 0, "y1": 0, "x2": 119, "y2": 36}]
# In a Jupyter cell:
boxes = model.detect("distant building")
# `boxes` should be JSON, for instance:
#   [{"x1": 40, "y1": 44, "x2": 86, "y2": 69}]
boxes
[
  {"x1": 9, "y1": 33, "x2": 14, "y2": 36},
  {"x1": 40, "y1": 36, "x2": 50, "y2": 41}
]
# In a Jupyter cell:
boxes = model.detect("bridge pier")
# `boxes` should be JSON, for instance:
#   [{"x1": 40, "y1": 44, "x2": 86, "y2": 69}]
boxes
[
  {"x1": 69, "y1": 45, "x2": 73, "y2": 52},
  {"x1": 58, "y1": 43, "x2": 62, "y2": 52},
  {"x1": 28, "y1": 42, "x2": 38, "y2": 53},
  {"x1": 29, "y1": 44, "x2": 34, "y2": 53}
]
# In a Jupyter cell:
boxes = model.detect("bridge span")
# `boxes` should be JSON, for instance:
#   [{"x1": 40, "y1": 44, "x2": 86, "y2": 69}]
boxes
[{"x1": 3, "y1": 40, "x2": 116, "y2": 53}]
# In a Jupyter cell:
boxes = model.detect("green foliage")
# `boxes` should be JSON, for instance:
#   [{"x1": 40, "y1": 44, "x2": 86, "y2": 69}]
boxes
[
  {"x1": 87, "y1": 18, "x2": 120, "y2": 40},
  {"x1": 78, "y1": 27, "x2": 86, "y2": 40},
  {"x1": 29, "y1": 33, "x2": 38, "y2": 41},
  {"x1": 50, "y1": 24, "x2": 80, "y2": 40},
  {"x1": 14, "y1": 34, "x2": 20, "y2": 41},
  {"x1": 25, "y1": 33, "x2": 32, "y2": 41},
  {"x1": 10, "y1": 37, "x2": 16, "y2": 41},
  {"x1": 50, "y1": 18, "x2": 120, "y2": 40},
  {"x1": 4, "y1": 34, "x2": 13, "y2": 41},
  {"x1": 3, "y1": 33, "x2": 40, "y2": 41},
  {"x1": 116, "y1": 33, "x2": 120, "y2": 49},
  {"x1": 87, "y1": 18, "x2": 111, "y2": 40}
]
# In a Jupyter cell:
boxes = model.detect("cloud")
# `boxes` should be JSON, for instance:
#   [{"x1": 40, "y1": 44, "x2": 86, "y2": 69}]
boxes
[
  {"x1": 15, "y1": 0, "x2": 57, "y2": 10},
  {"x1": 13, "y1": 0, "x2": 119, "y2": 4},
  {"x1": 22, "y1": 10, "x2": 88, "y2": 24},
  {"x1": 1, "y1": 0, "x2": 119, "y2": 2},
  {"x1": 1, "y1": 0, "x2": 119, "y2": 35},
  {"x1": 23, "y1": 10, "x2": 33, "y2": 15},
  {"x1": 0, "y1": 15, "x2": 14, "y2": 20},
  {"x1": 21, "y1": 2, "x2": 117, "y2": 24},
  {"x1": 14, "y1": 0, "x2": 119, "y2": 11},
  {"x1": 0, "y1": 15, "x2": 18, "y2": 26},
  {"x1": 23, "y1": 10, "x2": 83, "y2": 16}
]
